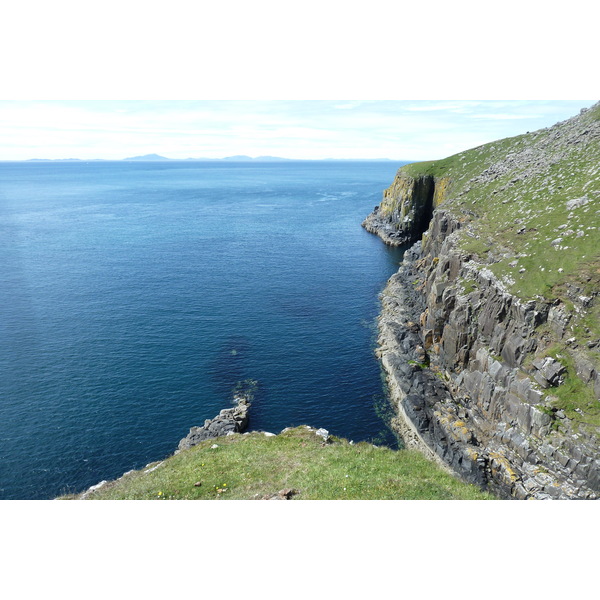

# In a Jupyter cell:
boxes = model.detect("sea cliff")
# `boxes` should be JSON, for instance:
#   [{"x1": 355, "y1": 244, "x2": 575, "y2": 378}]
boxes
[{"x1": 364, "y1": 102, "x2": 600, "y2": 499}]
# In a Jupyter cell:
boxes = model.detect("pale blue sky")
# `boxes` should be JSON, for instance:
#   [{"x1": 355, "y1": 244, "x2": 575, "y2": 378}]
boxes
[{"x1": 0, "y1": 100, "x2": 594, "y2": 161}]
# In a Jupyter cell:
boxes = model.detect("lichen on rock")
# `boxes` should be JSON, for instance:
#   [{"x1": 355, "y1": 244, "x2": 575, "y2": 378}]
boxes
[
  {"x1": 367, "y1": 102, "x2": 600, "y2": 499},
  {"x1": 362, "y1": 174, "x2": 450, "y2": 246}
]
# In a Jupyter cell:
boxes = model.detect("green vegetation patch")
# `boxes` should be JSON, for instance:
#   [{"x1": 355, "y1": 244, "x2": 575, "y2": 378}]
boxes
[
  {"x1": 458, "y1": 277, "x2": 479, "y2": 295},
  {"x1": 61, "y1": 427, "x2": 493, "y2": 500},
  {"x1": 542, "y1": 347, "x2": 600, "y2": 431},
  {"x1": 404, "y1": 106, "x2": 600, "y2": 346},
  {"x1": 400, "y1": 132, "x2": 532, "y2": 195}
]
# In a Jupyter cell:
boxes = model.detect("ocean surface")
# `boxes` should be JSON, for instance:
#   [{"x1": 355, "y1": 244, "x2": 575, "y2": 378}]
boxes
[{"x1": 0, "y1": 160, "x2": 408, "y2": 500}]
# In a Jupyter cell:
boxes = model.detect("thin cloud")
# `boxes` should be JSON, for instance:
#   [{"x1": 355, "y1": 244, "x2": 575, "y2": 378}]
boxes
[
  {"x1": 333, "y1": 102, "x2": 364, "y2": 110},
  {"x1": 405, "y1": 101, "x2": 482, "y2": 113},
  {"x1": 470, "y1": 113, "x2": 542, "y2": 120},
  {"x1": 0, "y1": 100, "x2": 595, "y2": 161}
]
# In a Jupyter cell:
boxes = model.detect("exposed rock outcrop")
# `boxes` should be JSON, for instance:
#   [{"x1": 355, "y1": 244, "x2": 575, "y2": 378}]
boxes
[
  {"x1": 379, "y1": 229, "x2": 600, "y2": 499},
  {"x1": 367, "y1": 103, "x2": 600, "y2": 499},
  {"x1": 75, "y1": 382, "x2": 257, "y2": 499},
  {"x1": 177, "y1": 382, "x2": 255, "y2": 451},
  {"x1": 362, "y1": 174, "x2": 450, "y2": 246}
]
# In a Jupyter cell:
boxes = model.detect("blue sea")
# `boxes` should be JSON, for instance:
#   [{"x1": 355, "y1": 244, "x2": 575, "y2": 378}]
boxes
[{"x1": 0, "y1": 160, "x2": 408, "y2": 500}]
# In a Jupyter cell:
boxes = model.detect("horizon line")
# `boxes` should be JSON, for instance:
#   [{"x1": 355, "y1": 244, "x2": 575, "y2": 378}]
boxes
[{"x1": 2, "y1": 154, "x2": 409, "y2": 163}]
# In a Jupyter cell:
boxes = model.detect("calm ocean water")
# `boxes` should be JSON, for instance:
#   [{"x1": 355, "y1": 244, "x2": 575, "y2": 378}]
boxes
[{"x1": 0, "y1": 160, "x2": 407, "y2": 499}]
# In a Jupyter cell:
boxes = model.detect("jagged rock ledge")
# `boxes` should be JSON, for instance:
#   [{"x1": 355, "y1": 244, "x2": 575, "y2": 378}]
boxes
[
  {"x1": 177, "y1": 388, "x2": 252, "y2": 452},
  {"x1": 74, "y1": 379, "x2": 332, "y2": 499},
  {"x1": 378, "y1": 242, "x2": 489, "y2": 489},
  {"x1": 374, "y1": 213, "x2": 600, "y2": 500},
  {"x1": 367, "y1": 104, "x2": 600, "y2": 499},
  {"x1": 362, "y1": 173, "x2": 449, "y2": 246}
]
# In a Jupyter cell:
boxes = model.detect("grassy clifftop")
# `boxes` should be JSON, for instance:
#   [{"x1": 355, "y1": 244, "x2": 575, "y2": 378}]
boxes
[
  {"x1": 60, "y1": 426, "x2": 492, "y2": 500},
  {"x1": 404, "y1": 102, "x2": 600, "y2": 306},
  {"x1": 400, "y1": 102, "x2": 600, "y2": 431}
]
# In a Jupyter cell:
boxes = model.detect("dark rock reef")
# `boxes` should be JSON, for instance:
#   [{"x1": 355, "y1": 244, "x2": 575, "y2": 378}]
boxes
[{"x1": 177, "y1": 381, "x2": 256, "y2": 451}]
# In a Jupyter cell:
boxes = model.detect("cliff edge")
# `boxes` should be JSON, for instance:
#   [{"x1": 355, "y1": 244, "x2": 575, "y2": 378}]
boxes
[{"x1": 365, "y1": 102, "x2": 600, "y2": 499}]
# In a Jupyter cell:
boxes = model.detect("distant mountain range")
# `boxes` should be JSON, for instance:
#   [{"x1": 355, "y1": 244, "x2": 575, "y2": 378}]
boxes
[
  {"x1": 21, "y1": 154, "x2": 395, "y2": 162},
  {"x1": 123, "y1": 153, "x2": 172, "y2": 161},
  {"x1": 123, "y1": 154, "x2": 395, "y2": 162}
]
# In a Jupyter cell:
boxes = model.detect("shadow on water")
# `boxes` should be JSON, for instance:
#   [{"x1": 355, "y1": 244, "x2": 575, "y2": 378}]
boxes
[
  {"x1": 270, "y1": 280, "x2": 332, "y2": 320},
  {"x1": 209, "y1": 335, "x2": 253, "y2": 401},
  {"x1": 384, "y1": 242, "x2": 411, "y2": 269},
  {"x1": 366, "y1": 241, "x2": 412, "y2": 450},
  {"x1": 371, "y1": 392, "x2": 403, "y2": 450}
]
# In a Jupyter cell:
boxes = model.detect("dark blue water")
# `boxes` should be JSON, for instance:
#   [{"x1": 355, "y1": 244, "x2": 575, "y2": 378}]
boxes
[{"x1": 0, "y1": 160, "x2": 407, "y2": 499}]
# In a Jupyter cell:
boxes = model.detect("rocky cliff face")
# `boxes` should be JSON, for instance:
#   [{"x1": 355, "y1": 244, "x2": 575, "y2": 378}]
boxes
[
  {"x1": 362, "y1": 174, "x2": 450, "y2": 246},
  {"x1": 367, "y1": 103, "x2": 600, "y2": 499}
]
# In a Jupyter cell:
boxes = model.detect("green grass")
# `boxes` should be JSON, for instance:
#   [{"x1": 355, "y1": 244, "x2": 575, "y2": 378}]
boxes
[
  {"x1": 405, "y1": 109, "x2": 600, "y2": 324},
  {"x1": 60, "y1": 426, "x2": 493, "y2": 500},
  {"x1": 393, "y1": 106, "x2": 600, "y2": 430},
  {"x1": 542, "y1": 347, "x2": 600, "y2": 431},
  {"x1": 448, "y1": 125, "x2": 598, "y2": 307},
  {"x1": 399, "y1": 112, "x2": 599, "y2": 311},
  {"x1": 458, "y1": 277, "x2": 479, "y2": 295}
]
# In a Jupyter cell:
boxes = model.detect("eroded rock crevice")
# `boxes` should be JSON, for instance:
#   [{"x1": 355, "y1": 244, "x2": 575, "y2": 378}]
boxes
[{"x1": 362, "y1": 174, "x2": 444, "y2": 246}]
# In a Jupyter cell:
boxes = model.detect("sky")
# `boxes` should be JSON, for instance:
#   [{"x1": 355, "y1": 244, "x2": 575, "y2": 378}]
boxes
[{"x1": 0, "y1": 100, "x2": 595, "y2": 161}]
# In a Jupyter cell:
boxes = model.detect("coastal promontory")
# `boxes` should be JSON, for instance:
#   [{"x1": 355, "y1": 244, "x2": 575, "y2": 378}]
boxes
[{"x1": 363, "y1": 102, "x2": 600, "y2": 499}]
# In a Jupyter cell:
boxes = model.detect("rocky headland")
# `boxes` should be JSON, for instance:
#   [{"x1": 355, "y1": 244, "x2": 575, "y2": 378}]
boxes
[
  {"x1": 176, "y1": 383, "x2": 254, "y2": 452},
  {"x1": 76, "y1": 381, "x2": 257, "y2": 499},
  {"x1": 364, "y1": 102, "x2": 600, "y2": 499}
]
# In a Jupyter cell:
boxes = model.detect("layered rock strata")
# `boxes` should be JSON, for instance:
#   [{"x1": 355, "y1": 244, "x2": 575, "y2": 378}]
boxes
[
  {"x1": 177, "y1": 388, "x2": 252, "y2": 451},
  {"x1": 379, "y1": 226, "x2": 600, "y2": 499},
  {"x1": 362, "y1": 174, "x2": 449, "y2": 246},
  {"x1": 367, "y1": 106, "x2": 600, "y2": 499}
]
